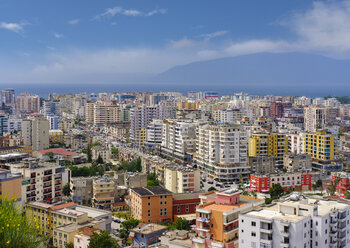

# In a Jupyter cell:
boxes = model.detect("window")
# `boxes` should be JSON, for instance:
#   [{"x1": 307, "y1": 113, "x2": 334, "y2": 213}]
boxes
[
  {"x1": 186, "y1": 205, "x2": 189, "y2": 212},
  {"x1": 148, "y1": 197, "x2": 150, "y2": 200},
  {"x1": 241, "y1": 219, "x2": 244, "y2": 223},
  {"x1": 251, "y1": 221, "x2": 256, "y2": 226},
  {"x1": 177, "y1": 206, "x2": 181, "y2": 213},
  {"x1": 148, "y1": 202, "x2": 151, "y2": 206},
  {"x1": 251, "y1": 232, "x2": 256, "y2": 237}
]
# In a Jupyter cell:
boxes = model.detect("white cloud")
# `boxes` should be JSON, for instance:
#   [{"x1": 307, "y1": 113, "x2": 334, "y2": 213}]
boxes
[
  {"x1": 0, "y1": 22, "x2": 26, "y2": 33},
  {"x1": 53, "y1": 33, "x2": 63, "y2": 39},
  {"x1": 168, "y1": 37, "x2": 197, "y2": 49},
  {"x1": 200, "y1": 30, "x2": 229, "y2": 40},
  {"x1": 95, "y1": 6, "x2": 166, "y2": 19},
  {"x1": 46, "y1": 46, "x2": 56, "y2": 51},
  {"x1": 68, "y1": 19, "x2": 80, "y2": 25}
]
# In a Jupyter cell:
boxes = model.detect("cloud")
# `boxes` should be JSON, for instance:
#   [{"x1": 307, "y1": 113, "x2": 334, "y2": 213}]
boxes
[
  {"x1": 68, "y1": 19, "x2": 80, "y2": 25},
  {"x1": 168, "y1": 37, "x2": 197, "y2": 49},
  {"x1": 0, "y1": 22, "x2": 26, "y2": 33},
  {"x1": 95, "y1": 6, "x2": 166, "y2": 19},
  {"x1": 200, "y1": 30, "x2": 229, "y2": 40},
  {"x1": 53, "y1": 33, "x2": 63, "y2": 39}
]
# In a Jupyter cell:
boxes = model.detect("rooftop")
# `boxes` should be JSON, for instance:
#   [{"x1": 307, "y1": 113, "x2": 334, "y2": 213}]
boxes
[
  {"x1": 54, "y1": 208, "x2": 85, "y2": 217},
  {"x1": 202, "y1": 202, "x2": 248, "y2": 213},
  {"x1": 131, "y1": 223, "x2": 167, "y2": 235},
  {"x1": 37, "y1": 148, "x2": 76, "y2": 156},
  {"x1": 132, "y1": 186, "x2": 172, "y2": 197}
]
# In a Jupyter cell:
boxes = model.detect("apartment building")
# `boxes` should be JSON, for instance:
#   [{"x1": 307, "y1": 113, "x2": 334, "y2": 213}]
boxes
[
  {"x1": 0, "y1": 169, "x2": 22, "y2": 202},
  {"x1": 248, "y1": 156, "x2": 275, "y2": 174},
  {"x1": 0, "y1": 115, "x2": 8, "y2": 136},
  {"x1": 22, "y1": 117, "x2": 50, "y2": 151},
  {"x1": 85, "y1": 101, "x2": 121, "y2": 126},
  {"x1": 239, "y1": 195, "x2": 350, "y2": 248},
  {"x1": 130, "y1": 223, "x2": 168, "y2": 248},
  {"x1": 161, "y1": 120, "x2": 198, "y2": 162},
  {"x1": 305, "y1": 130, "x2": 335, "y2": 161},
  {"x1": 92, "y1": 177, "x2": 115, "y2": 209},
  {"x1": 192, "y1": 189, "x2": 264, "y2": 248},
  {"x1": 287, "y1": 132, "x2": 305, "y2": 154},
  {"x1": 130, "y1": 105, "x2": 160, "y2": 147},
  {"x1": 8, "y1": 158, "x2": 68, "y2": 203},
  {"x1": 195, "y1": 123, "x2": 249, "y2": 184},
  {"x1": 145, "y1": 119, "x2": 163, "y2": 147},
  {"x1": 250, "y1": 173, "x2": 312, "y2": 193},
  {"x1": 248, "y1": 133, "x2": 288, "y2": 168},
  {"x1": 16, "y1": 93, "x2": 40, "y2": 113},
  {"x1": 130, "y1": 186, "x2": 173, "y2": 223},
  {"x1": 164, "y1": 165, "x2": 200, "y2": 193},
  {"x1": 283, "y1": 153, "x2": 312, "y2": 172},
  {"x1": 213, "y1": 108, "x2": 245, "y2": 123},
  {"x1": 1, "y1": 88, "x2": 15, "y2": 107},
  {"x1": 304, "y1": 106, "x2": 327, "y2": 132},
  {"x1": 70, "y1": 177, "x2": 94, "y2": 205}
]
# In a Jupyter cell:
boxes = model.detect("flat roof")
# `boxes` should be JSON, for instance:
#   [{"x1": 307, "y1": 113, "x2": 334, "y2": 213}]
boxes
[
  {"x1": 54, "y1": 208, "x2": 85, "y2": 217},
  {"x1": 131, "y1": 223, "x2": 167, "y2": 234},
  {"x1": 203, "y1": 202, "x2": 248, "y2": 213},
  {"x1": 74, "y1": 206, "x2": 110, "y2": 218},
  {"x1": 132, "y1": 186, "x2": 172, "y2": 197}
]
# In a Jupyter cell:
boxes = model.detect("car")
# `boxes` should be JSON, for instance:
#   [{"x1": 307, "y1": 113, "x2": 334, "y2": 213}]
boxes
[
  {"x1": 113, "y1": 231, "x2": 120, "y2": 236},
  {"x1": 113, "y1": 219, "x2": 121, "y2": 223},
  {"x1": 208, "y1": 181, "x2": 214, "y2": 184},
  {"x1": 216, "y1": 183, "x2": 222, "y2": 187}
]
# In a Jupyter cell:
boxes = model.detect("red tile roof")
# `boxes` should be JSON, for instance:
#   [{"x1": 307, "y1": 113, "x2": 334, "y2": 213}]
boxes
[
  {"x1": 38, "y1": 148, "x2": 76, "y2": 156},
  {"x1": 50, "y1": 202, "x2": 76, "y2": 211}
]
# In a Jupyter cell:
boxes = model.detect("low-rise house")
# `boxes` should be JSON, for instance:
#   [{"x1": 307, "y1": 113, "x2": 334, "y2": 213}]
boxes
[{"x1": 130, "y1": 223, "x2": 167, "y2": 247}]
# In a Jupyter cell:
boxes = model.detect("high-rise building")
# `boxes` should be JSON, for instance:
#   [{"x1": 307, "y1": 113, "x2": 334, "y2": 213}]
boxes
[
  {"x1": 145, "y1": 119, "x2": 163, "y2": 147},
  {"x1": 239, "y1": 196, "x2": 350, "y2": 248},
  {"x1": 92, "y1": 177, "x2": 115, "y2": 209},
  {"x1": 16, "y1": 93, "x2": 40, "y2": 113},
  {"x1": 195, "y1": 123, "x2": 249, "y2": 184},
  {"x1": 85, "y1": 101, "x2": 121, "y2": 126},
  {"x1": 304, "y1": 106, "x2": 326, "y2": 132},
  {"x1": 1, "y1": 88, "x2": 15, "y2": 107},
  {"x1": 161, "y1": 120, "x2": 198, "y2": 162},
  {"x1": 248, "y1": 133, "x2": 288, "y2": 168},
  {"x1": 0, "y1": 115, "x2": 8, "y2": 136},
  {"x1": 130, "y1": 105, "x2": 160, "y2": 147},
  {"x1": 22, "y1": 116, "x2": 49, "y2": 151},
  {"x1": 304, "y1": 130, "x2": 335, "y2": 161},
  {"x1": 43, "y1": 100, "x2": 60, "y2": 116},
  {"x1": 47, "y1": 115, "x2": 59, "y2": 130}
]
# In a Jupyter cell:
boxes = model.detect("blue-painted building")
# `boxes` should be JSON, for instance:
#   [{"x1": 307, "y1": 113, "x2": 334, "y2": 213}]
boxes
[{"x1": 130, "y1": 223, "x2": 167, "y2": 247}]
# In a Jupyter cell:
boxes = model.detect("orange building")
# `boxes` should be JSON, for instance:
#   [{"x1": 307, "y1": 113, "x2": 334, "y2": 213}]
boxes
[
  {"x1": 130, "y1": 186, "x2": 173, "y2": 223},
  {"x1": 0, "y1": 169, "x2": 22, "y2": 202}
]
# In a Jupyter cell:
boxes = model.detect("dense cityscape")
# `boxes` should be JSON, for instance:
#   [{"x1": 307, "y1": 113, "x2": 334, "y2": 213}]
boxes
[{"x1": 0, "y1": 89, "x2": 350, "y2": 248}]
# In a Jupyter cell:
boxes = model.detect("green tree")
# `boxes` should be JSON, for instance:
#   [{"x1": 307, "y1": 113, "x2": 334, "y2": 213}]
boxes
[
  {"x1": 88, "y1": 231, "x2": 119, "y2": 248},
  {"x1": 328, "y1": 176, "x2": 341, "y2": 196},
  {"x1": 345, "y1": 191, "x2": 350, "y2": 199},
  {"x1": 119, "y1": 219, "x2": 140, "y2": 245},
  {"x1": 0, "y1": 197, "x2": 48, "y2": 247},
  {"x1": 175, "y1": 218, "x2": 190, "y2": 230},
  {"x1": 208, "y1": 186, "x2": 216, "y2": 192},
  {"x1": 315, "y1": 179, "x2": 323, "y2": 189},
  {"x1": 45, "y1": 152, "x2": 54, "y2": 161},
  {"x1": 111, "y1": 147, "x2": 119, "y2": 158},
  {"x1": 87, "y1": 144, "x2": 92, "y2": 163},
  {"x1": 147, "y1": 173, "x2": 160, "y2": 186},
  {"x1": 265, "y1": 198, "x2": 273, "y2": 204},
  {"x1": 269, "y1": 183, "x2": 284, "y2": 199},
  {"x1": 63, "y1": 183, "x2": 71, "y2": 197},
  {"x1": 96, "y1": 154, "x2": 104, "y2": 164}
]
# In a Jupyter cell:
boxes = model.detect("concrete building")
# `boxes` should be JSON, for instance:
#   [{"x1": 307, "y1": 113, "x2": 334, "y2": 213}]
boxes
[
  {"x1": 8, "y1": 158, "x2": 68, "y2": 203},
  {"x1": 130, "y1": 186, "x2": 173, "y2": 223},
  {"x1": 1, "y1": 88, "x2": 15, "y2": 107},
  {"x1": 161, "y1": 120, "x2": 198, "y2": 162},
  {"x1": 16, "y1": 93, "x2": 40, "y2": 113},
  {"x1": 164, "y1": 165, "x2": 200, "y2": 193},
  {"x1": 70, "y1": 177, "x2": 94, "y2": 205},
  {"x1": 192, "y1": 189, "x2": 264, "y2": 248},
  {"x1": 248, "y1": 156, "x2": 275, "y2": 174},
  {"x1": 145, "y1": 119, "x2": 163, "y2": 147},
  {"x1": 239, "y1": 195, "x2": 350, "y2": 248},
  {"x1": 305, "y1": 130, "x2": 335, "y2": 161},
  {"x1": 130, "y1": 223, "x2": 168, "y2": 247},
  {"x1": 195, "y1": 123, "x2": 249, "y2": 184},
  {"x1": 287, "y1": 132, "x2": 305, "y2": 154},
  {"x1": 0, "y1": 115, "x2": 8, "y2": 136},
  {"x1": 304, "y1": 106, "x2": 326, "y2": 132},
  {"x1": 248, "y1": 133, "x2": 288, "y2": 168},
  {"x1": 92, "y1": 177, "x2": 115, "y2": 209},
  {"x1": 73, "y1": 225, "x2": 99, "y2": 248},
  {"x1": 130, "y1": 105, "x2": 160, "y2": 147},
  {"x1": 0, "y1": 169, "x2": 22, "y2": 203},
  {"x1": 213, "y1": 108, "x2": 245, "y2": 123},
  {"x1": 283, "y1": 153, "x2": 312, "y2": 172},
  {"x1": 43, "y1": 100, "x2": 61, "y2": 116},
  {"x1": 250, "y1": 173, "x2": 312, "y2": 193},
  {"x1": 22, "y1": 117, "x2": 50, "y2": 151}
]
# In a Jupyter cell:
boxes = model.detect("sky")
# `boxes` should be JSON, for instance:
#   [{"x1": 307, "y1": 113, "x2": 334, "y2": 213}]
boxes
[{"x1": 1, "y1": 0, "x2": 350, "y2": 85}]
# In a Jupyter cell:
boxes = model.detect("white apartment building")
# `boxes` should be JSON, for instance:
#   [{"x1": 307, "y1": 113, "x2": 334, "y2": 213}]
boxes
[
  {"x1": 8, "y1": 118, "x2": 22, "y2": 132},
  {"x1": 130, "y1": 105, "x2": 160, "y2": 147},
  {"x1": 85, "y1": 101, "x2": 120, "y2": 126},
  {"x1": 213, "y1": 108, "x2": 245, "y2": 123},
  {"x1": 239, "y1": 196, "x2": 350, "y2": 248},
  {"x1": 164, "y1": 165, "x2": 200, "y2": 193},
  {"x1": 7, "y1": 158, "x2": 68, "y2": 203},
  {"x1": 16, "y1": 93, "x2": 40, "y2": 113},
  {"x1": 22, "y1": 117, "x2": 49, "y2": 151},
  {"x1": 304, "y1": 106, "x2": 326, "y2": 132},
  {"x1": 195, "y1": 123, "x2": 249, "y2": 183},
  {"x1": 160, "y1": 120, "x2": 198, "y2": 162},
  {"x1": 287, "y1": 132, "x2": 305, "y2": 154},
  {"x1": 146, "y1": 119, "x2": 163, "y2": 146}
]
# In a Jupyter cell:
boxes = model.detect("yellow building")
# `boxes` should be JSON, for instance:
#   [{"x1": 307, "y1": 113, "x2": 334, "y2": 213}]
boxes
[
  {"x1": 177, "y1": 102, "x2": 199, "y2": 111},
  {"x1": 92, "y1": 177, "x2": 115, "y2": 209},
  {"x1": 249, "y1": 133, "x2": 288, "y2": 167},
  {"x1": 304, "y1": 130, "x2": 335, "y2": 161},
  {"x1": 0, "y1": 169, "x2": 22, "y2": 202}
]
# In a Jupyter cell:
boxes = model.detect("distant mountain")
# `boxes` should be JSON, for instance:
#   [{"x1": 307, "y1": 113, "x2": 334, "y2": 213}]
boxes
[{"x1": 153, "y1": 53, "x2": 350, "y2": 90}]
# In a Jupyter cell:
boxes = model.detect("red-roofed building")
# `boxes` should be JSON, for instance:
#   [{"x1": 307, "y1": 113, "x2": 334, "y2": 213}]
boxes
[{"x1": 34, "y1": 148, "x2": 77, "y2": 161}]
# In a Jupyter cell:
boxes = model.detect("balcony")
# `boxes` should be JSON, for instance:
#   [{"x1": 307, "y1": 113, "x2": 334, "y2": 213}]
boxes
[
  {"x1": 224, "y1": 228, "x2": 238, "y2": 242},
  {"x1": 211, "y1": 241, "x2": 224, "y2": 248},
  {"x1": 192, "y1": 237, "x2": 205, "y2": 244},
  {"x1": 260, "y1": 239, "x2": 272, "y2": 246},
  {"x1": 330, "y1": 232, "x2": 337, "y2": 238},
  {"x1": 196, "y1": 217, "x2": 210, "y2": 223},
  {"x1": 280, "y1": 243, "x2": 290, "y2": 248}
]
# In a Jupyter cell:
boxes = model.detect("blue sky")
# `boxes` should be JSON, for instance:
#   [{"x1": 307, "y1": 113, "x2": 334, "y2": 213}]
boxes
[{"x1": 1, "y1": 0, "x2": 350, "y2": 84}]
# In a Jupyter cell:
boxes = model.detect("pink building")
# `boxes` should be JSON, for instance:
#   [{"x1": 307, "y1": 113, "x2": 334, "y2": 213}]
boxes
[{"x1": 192, "y1": 189, "x2": 264, "y2": 248}]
